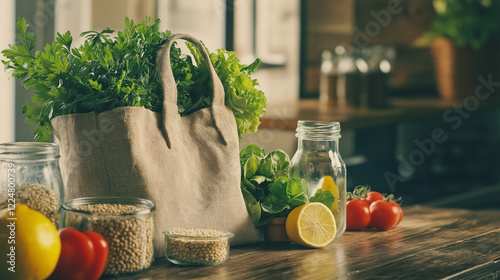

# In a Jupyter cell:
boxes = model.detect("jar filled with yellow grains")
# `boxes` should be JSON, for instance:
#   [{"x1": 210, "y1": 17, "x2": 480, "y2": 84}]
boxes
[{"x1": 0, "y1": 142, "x2": 64, "y2": 228}]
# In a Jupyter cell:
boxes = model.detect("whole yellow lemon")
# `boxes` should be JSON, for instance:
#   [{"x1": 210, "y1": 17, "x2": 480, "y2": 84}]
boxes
[{"x1": 0, "y1": 203, "x2": 61, "y2": 280}]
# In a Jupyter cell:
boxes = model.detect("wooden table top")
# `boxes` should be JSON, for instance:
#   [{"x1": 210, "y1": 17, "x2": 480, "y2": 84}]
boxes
[
  {"x1": 117, "y1": 205, "x2": 500, "y2": 280},
  {"x1": 259, "y1": 98, "x2": 500, "y2": 131}
]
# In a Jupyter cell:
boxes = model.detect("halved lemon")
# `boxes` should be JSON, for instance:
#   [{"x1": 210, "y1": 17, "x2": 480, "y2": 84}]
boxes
[
  {"x1": 285, "y1": 202, "x2": 337, "y2": 248},
  {"x1": 321, "y1": 176, "x2": 339, "y2": 212}
]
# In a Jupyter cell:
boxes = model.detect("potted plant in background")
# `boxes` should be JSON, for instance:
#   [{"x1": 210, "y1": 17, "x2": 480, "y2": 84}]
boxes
[{"x1": 418, "y1": 0, "x2": 500, "y2": 101}]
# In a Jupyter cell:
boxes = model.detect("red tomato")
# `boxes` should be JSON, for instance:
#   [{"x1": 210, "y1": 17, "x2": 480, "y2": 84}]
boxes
[
  {"x1": 390, "y1": 200, "x2": 404, "y2": 225},
  {"x1": 50, "y1": 228, "x2": 108, "y2": 280},
  {"x1": 365, "y1": 191, "x2": 385, "y2": 205},
  {"x1": 84, "y1": 231, "x2": 109, "y2": 280},
  {"x1": 369, "y1": 200, "x2": 401, "y2": 231},
  {"x1": 346, "y1": 199, "x2": 371, "y2": 231}
]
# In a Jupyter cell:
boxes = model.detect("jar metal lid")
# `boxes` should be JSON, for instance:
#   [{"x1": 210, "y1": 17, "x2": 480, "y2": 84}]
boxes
[
  {"x1": 296, "y1": 120, "x2": 341, "y2": 140},
  {"x1": 0, "y1": 142, "x2": 60, "y2": 161}
]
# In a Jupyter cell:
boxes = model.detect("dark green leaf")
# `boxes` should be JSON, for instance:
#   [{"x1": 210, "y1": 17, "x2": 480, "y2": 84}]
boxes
[
  {"x1": 286, "y1": 178, "x2": 309, "y2": 208},
  {"x1": 243, "y1": 155, "x2": 260, "y2": 179},
  {"x1": 257, "y1": 150, "x2": 290, "y2": 179},
  {"x1": 241, "y1": 188, "x2": 261, "y2": 226},
  {"x1": 261, "y1": 194, "x2": 289, "y2": 214},
  {"x1": 242, "y1": 179, "x2": 256, "y2": 193},
  {"x1": 253, "y1": 188, "x2": 266, "y2": 201},
  {"x1": 310, "y1": 189, "x2": 335, "y2": 210}
]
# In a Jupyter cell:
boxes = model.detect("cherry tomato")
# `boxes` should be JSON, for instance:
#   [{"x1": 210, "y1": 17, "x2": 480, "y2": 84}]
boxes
[
  {"x1": 50, "y1": 228, "x2": 108, "y2": 280},
  {"x1": 365, "y1": 191, "x2": 385, "y2": 205},
  {"x1": 369, "y1": 200, "x2": 401, "y2": 231},
  {"x1": 390, "y1": 200, "x2": 404, "y2": 225},
  {"x1": 346, "y1": 199, "x2": 371, "y2": 231}
]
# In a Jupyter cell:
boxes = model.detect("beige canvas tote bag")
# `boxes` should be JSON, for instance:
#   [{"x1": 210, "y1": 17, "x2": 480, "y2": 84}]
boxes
[{"x1": 51, "y1": 33, "x2": 263, "y2": 256}]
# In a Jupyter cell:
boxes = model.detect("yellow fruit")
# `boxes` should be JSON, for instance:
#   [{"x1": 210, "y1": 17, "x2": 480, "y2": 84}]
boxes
[
  {"x1": 285, "y1": 202, "x2": 337, "y2": 248},
  {"x1": 0, "y1": 204, "x2": 61, "y2": 280},
  {"x1": 321, "y1": 176, "x2": 339, "y2": 212}
]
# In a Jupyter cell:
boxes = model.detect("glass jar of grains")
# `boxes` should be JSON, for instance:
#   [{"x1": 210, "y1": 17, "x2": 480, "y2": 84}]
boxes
[
  {"x1": 61, "y1": 197, "x2": 155, "y2": 275},
  {"x1": 289, "y1": 121, "x2": 347, "y2": 239},
  {"x1": 0, "y1": 142, "x2": 64, "y2": 228}
]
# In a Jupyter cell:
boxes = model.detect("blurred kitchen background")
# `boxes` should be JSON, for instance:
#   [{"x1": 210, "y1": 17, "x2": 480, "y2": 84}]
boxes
[{"x1": 1, "y1": 0, "x2": 500, "y2": 210}]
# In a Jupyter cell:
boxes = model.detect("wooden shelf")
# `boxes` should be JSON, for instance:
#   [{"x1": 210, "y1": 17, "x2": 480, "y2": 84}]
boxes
[{"x1": 259, "y1": 97, "x2": 499, "y2": 131}]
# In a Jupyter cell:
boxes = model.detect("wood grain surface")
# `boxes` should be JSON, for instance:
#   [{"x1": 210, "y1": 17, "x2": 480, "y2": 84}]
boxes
[{"x1": 104, "y1": 205, "x2": 500, "y2": 279}]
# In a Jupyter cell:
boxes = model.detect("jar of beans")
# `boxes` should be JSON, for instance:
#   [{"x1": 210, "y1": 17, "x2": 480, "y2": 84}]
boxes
[
  {"x1": 0, "y1": 142, "x2": 64, "y2": 228},
  {"x1": 61, "y1": 197, "x2": 155, "y2": 275}
]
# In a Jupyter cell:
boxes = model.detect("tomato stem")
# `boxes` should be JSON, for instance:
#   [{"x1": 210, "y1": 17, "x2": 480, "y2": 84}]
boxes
[{"x1": 347, "y1": 185, "x2": 403, "y2": 205}]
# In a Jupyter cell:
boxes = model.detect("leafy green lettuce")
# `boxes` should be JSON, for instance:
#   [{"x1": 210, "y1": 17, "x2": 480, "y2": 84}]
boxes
[
  {"x1": 240, "y1": 144, "x2": 335, "y2": 226},
  {"x1": 185, "y1": 44, "x2": 266, "y2": 138}
]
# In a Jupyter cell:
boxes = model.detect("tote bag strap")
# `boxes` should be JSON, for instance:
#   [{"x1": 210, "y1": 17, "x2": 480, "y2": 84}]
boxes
[{"x1": 156, "y1": 33, "x2": 231, "y2": 147}]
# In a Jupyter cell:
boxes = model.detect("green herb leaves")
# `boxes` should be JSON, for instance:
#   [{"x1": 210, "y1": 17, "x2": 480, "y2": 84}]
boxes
[
  {"x1": 424, "y1": 0, "x2": 500, "y2": 49},
  {"x1": 2, "y1": 16, "x2": 266, "y2": 141},
  {"x1": 240, "y1": 144, "x2": 335, "y2": 226}
]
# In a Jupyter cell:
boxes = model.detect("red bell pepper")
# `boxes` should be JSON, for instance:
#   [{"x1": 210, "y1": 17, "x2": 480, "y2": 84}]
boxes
[{"x1": 50, "y1": 228, "x2": 108, "y2": 280}]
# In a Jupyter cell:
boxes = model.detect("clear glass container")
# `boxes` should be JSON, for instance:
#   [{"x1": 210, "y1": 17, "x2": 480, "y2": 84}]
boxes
[
  {"x1": 0, "y1": 142, "x2": 64, "y2": 228},
  {"x1": 320, "y1": 46, "x2": 362, "y2": 108},
  {"x1": 61, "y1": 197, "x2": 155, "y2": 275},
  {"x1": 289, "y1": 121, "x2": 347, "y2": 238},
  {"x1": 358, "y1": 46, "x2": 396, "y2": 108},
  {"x1": 163, "y1": 228, "x2": 234, "y2": 266}
]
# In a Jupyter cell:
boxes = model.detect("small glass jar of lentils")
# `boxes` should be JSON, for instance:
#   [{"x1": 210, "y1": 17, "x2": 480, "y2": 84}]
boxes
[
  {"x1": 61, "y1": 197, "x2": 155, "y2": 275},
  {"x1": 163, "y1": 228, "x2": 234, "y2": 266},
  {"x1": 0, "y1": 142, "x2": 64, "y2": 228}
]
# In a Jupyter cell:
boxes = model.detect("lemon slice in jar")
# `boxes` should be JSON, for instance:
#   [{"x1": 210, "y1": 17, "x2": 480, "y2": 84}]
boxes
[{"x1": 321, "y1": 176, "x2": 339, "y2": 212}]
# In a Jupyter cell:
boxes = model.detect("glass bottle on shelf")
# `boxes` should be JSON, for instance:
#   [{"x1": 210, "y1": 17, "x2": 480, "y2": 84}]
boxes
[
  {"x1": 319, "y1": 50, "x2": 337, "y2": 106},
  {"x1": 358, "y1": 46, "x2": 396, "y2": 108},
  {"x1": 320, "y1": 46, "x2": 362, "y2": 108},
  {"x1": 289, "y1": 121, "x2": 346, "y2": 238},
  {"x1": 0, "y1": 142, "x2": 64, "y2": 228}
]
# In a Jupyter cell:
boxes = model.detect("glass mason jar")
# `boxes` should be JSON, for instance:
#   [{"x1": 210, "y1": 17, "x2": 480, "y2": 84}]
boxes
[
  {"x1": 289, "y1": 121, "x2": 347, "y2": 238},
  {"x1": 0, "y1": 142, "x2": 64, "y2": 228},
  {"x1": 61, "y1": 197, "x2": 155, "y2": 275}
]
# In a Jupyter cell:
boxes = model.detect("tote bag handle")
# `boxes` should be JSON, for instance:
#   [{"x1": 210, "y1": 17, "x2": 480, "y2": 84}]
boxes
[{"x1": 156, "y1": 33, "x2": 231, "y2": 146}]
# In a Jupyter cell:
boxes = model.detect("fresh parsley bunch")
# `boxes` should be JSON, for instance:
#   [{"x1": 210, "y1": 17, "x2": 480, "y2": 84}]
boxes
[{"x1": 2, "y1": 16, "x2": 266, "y2": 141}]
